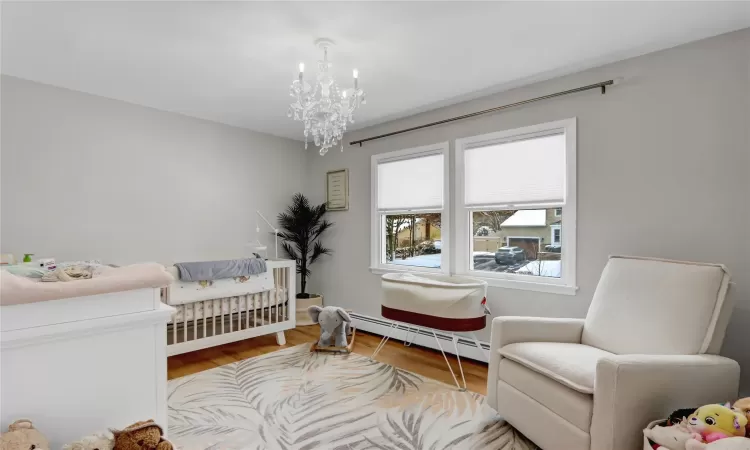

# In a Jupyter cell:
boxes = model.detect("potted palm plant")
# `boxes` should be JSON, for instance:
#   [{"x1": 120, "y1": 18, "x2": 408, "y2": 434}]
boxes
[{"x1": 277, "y1": 193, "x2": 334, "y2": 326}]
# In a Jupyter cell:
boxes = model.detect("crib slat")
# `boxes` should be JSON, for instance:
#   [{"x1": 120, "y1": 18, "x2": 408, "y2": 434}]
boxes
[
  {"x1": 237, "y1": 296, "x2": 241, "y2": 330},
  {"x1": 253, "y1": 294, "x2": 258, "y2": 327},
  {"x1": 193, "y1": 302, "x2": 198, "y2": 341},
  {"x1": 221, "y1": 298, "x2": 225, "y2": 335},
  {"x1": 183, "y1": 305, "x2": 187, "y2": 343},
  {"x1": 282, "y1": 267, "x2": 286, "y2": 321},
  {"x1": 268, "y1": 289, "x2": 272, "y2": 324},
  {"x1": 275, "y1": 269, "x2": 279, "y2": 323},
  {"x1": 229, "y1": 297, "x2": 233, "y2": 333},
  {"x1": 268, "y1": 269, "x2": 279, "y2": 323},
  {"x1": 245, "y1": 295, "x2": 250, "y2": 330},
  {"x1": 172, "y1": 307, "x2": 177, "y2": 344}
]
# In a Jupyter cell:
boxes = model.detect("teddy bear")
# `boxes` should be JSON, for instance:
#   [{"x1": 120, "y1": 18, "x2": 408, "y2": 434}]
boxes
[
  {"x1": 688, "y1": 403, "x2": 748, "y2": 443},
  {"x1": 734, "y1": 398, "x2": 750, "y2": 436},
  {"x1": 0, "y1": 419, "x2": 49, "y2": 450},
  {"x1": 62, "y1": 432, "x2": 114, "y2": 450},
  {"x1": 111, "y1": 420, "x2": 172, "y2": 450}
]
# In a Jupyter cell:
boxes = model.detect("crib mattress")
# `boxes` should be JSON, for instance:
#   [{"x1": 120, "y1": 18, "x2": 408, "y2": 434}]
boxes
[
  {"x1": 169, "y1": 288, "x2": 287, "y2": 323},
  {"x1": 381, "y1": 273, "x2": 487, "y2": 332},
  {"x1": 165, "y1": 266, "x2": 275, "y2": 305}
]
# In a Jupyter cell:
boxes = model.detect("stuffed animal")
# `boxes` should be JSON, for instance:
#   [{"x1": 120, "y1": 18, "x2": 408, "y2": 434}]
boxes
[
  {"x1": 62, "y1": 432, "x2": 114, "y2": 450},
  {"x1": 688, "y1": 404, "x2": 748, "y2": 443},
  {"x1": 685, "y1": 437, "x2": 750, "y2": 450},
  {"x1": 669, "y1": 407, "x2": 701, "y2": 426},
  {"x1": 0, "y1": 419, "x2": 49, "y2": 450},
  {"x1": 111, "y1": 420, "x2": 172, "y2": 450},
  {"x1": 734, "y1": 398, "x2": 750, "y2": 436},
  {"x1": 308, "y1": 305, "x2": 351, "y2": 347},
  {"x1": 643, "y1": 422, "x2": 692, "y2": 450}
]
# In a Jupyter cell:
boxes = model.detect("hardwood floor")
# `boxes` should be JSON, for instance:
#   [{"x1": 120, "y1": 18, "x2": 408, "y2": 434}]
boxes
[{"x1": 167, "y1": 325, "x2": 489, "y2": 394}]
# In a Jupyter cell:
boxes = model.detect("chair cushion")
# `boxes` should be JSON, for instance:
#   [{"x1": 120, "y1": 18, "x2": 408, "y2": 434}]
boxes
[
  {"x1": 499, "y1": 342, "x2": 615, "y2": 394},
  {"x1": 581, "y1": 256, "x2": 729, "y2": 355},
  {"x1": 498, "y1": 358, "x2": 594, "y2": 432}
]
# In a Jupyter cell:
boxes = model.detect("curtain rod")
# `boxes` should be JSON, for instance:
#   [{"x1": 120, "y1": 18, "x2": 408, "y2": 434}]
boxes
[{"x1": 349, "y1": 79, "x2": 616, "y2": 147}]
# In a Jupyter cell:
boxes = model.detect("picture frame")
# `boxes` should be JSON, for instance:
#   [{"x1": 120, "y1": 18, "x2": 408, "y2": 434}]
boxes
[{"x1": 326, "y1": 169, "x2": 349, "y2": 211}]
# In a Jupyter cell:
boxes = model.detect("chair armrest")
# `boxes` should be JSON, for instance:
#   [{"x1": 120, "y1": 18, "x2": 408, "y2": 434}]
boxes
[
  {"x1": 486, "y1": 316, "x2": 585, "y2": 410},
  {"x1": 591, "y1": 354, "x2": 740, "y2": 450},
  {"x1": 490, "y1": 316, "x2": 585, "y2": 349}
]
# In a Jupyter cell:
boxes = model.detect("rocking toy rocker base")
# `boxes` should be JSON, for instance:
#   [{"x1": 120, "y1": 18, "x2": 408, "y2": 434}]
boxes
[{"x1": 310, "y1": 327, "x2": 356, "y2": 353}]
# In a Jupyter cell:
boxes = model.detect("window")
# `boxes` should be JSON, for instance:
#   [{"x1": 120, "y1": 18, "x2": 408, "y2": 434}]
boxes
[
  {"x1": 456, "y1": 118, "x2": 576, "y2": 294},
  {"x1": 551, "y1": 224, "x2": 562, "y2": 246},
  {"x1": 371, "y1": 142, "x2": 449, "y2": 273}
]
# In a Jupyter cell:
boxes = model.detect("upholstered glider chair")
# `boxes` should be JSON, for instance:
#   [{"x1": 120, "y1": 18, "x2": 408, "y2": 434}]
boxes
[{"x1": 487, "y1": 256, "x2": 740, "y2": 450}]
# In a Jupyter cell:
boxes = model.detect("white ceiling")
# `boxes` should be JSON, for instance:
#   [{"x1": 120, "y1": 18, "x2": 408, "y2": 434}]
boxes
[{"x1": 3, "y1": 2, "x2": 749, "y2": 141}]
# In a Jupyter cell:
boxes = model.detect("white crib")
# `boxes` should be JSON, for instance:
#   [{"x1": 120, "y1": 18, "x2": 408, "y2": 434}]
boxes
[{"x1": 161, "y1": 259, "x2": 296, "y2": 356}]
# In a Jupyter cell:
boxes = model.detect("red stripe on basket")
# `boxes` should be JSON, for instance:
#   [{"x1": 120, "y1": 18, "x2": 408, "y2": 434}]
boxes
[{"x1": 381, "y1": 306, "x2": 486, "y2": 332}]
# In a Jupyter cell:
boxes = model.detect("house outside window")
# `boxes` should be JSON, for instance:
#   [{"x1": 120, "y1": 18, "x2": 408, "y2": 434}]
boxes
[{"x1": 370, "y1": 142, "x2": 450, "y2": 273}]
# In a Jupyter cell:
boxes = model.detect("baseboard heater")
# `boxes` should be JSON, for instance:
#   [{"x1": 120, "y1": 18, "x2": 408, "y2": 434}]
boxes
[{"x1": 350, "y1": 313, "x2": 491, "y2": 364}]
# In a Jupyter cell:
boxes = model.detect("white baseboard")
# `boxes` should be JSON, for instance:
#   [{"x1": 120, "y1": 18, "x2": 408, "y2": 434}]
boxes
[{"x1": 351, "y1": 313, "x2": 490, "y2": 363}]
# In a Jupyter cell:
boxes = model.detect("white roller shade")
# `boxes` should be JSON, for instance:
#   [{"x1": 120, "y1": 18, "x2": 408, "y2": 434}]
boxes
[
  {"x1": 464, "y1": 133, "x2": 565, "y2": 206},
  {"x1": 378, "y1": 153, "x2": 443, "y2": 211}
]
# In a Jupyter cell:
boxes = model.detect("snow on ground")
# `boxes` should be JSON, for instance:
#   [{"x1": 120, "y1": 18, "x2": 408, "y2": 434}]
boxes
[
  {"x1": 388, "y1": 253, "x2": 561, "y2": 278},
  {"x1": 515, "y1": 260, "x2": 562, "y2": 278},
  {"x1": 390, "y1": 253, "x2": 441, "y2": 268}
]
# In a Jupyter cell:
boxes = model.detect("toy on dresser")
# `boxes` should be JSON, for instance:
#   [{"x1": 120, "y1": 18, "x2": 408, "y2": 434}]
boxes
[
  {"x1": 111, "y1": 420, "x2": 172, "y2": 450},
  {"x1": 0, "y1": 419, "x2": 49, "y2": 450},
  {"x1": 62, "y1": 432, "x2": 114, "y2": 450}
]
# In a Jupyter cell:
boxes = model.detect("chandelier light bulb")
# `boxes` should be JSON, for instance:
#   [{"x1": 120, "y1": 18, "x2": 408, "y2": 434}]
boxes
[
  {"x1": 299, "y1": 62, "x2": 305, "y2": 73},
  {"x1": 352, "y1": 69, "x2": 359, "y2": 79}
]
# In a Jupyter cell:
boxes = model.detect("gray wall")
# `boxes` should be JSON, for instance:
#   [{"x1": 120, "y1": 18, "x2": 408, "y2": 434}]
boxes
[
  {"x1": 1, "y1": 75, "x2": 306, "y2": 265},
  {"x1": 305, "y1": 29, "x2": 750, "y2": 394}
]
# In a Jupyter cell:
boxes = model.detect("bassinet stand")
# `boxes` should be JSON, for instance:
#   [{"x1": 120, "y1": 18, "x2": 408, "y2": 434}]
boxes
[{"x1": 371, "y1": 322, "x2": 488, "y2": 391}]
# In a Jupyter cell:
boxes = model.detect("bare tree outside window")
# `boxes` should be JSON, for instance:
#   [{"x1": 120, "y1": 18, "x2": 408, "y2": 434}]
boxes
[{"x1": 383, "y1": 213, "x2": 442, "y2": 269}]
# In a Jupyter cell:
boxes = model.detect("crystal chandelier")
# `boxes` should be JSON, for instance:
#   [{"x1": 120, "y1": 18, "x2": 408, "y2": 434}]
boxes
[{"x1": 288, "y1": 39, "x2": 366, "y2": 155}]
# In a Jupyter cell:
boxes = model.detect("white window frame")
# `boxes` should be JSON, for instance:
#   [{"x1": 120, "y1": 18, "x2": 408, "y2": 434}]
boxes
[
  {"x1": 455, "y1": 118, "x2": 577, "y2": 295},
  {"x1": 550, "y1": 224, "x2": 562, "y2": 245},
  {"x1": 370, "y1": 142, "x2": 450, "y2": 274},
  {"x1": 555, "y1": 208, "x2": 562, "y2": 217}
]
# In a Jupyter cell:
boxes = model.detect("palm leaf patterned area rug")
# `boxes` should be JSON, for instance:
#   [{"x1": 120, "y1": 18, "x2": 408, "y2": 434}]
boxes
[{"x1": 168, "y1": 344, "x2": 537, "y2": 450}]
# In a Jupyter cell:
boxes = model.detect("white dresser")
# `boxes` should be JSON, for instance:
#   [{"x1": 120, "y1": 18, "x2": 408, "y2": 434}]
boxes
[{"x1": 0, "y1": 288, "x2": 174, "y2": 448}]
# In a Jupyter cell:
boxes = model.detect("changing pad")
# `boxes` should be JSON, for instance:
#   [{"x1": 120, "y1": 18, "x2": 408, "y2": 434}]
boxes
[{"x1": 0, "y1": 263, "x2": 173, "y2": 306}]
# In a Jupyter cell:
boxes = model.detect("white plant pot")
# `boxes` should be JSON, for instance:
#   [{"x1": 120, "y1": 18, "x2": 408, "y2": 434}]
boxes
[{"x1": 296, "y1": 294, "x2": 323, "y2": 326}]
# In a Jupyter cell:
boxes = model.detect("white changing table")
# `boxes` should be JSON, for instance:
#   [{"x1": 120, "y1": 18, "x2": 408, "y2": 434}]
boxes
[{"x1": 0, "y1": 288, "x2": 173, "y2": 448}]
